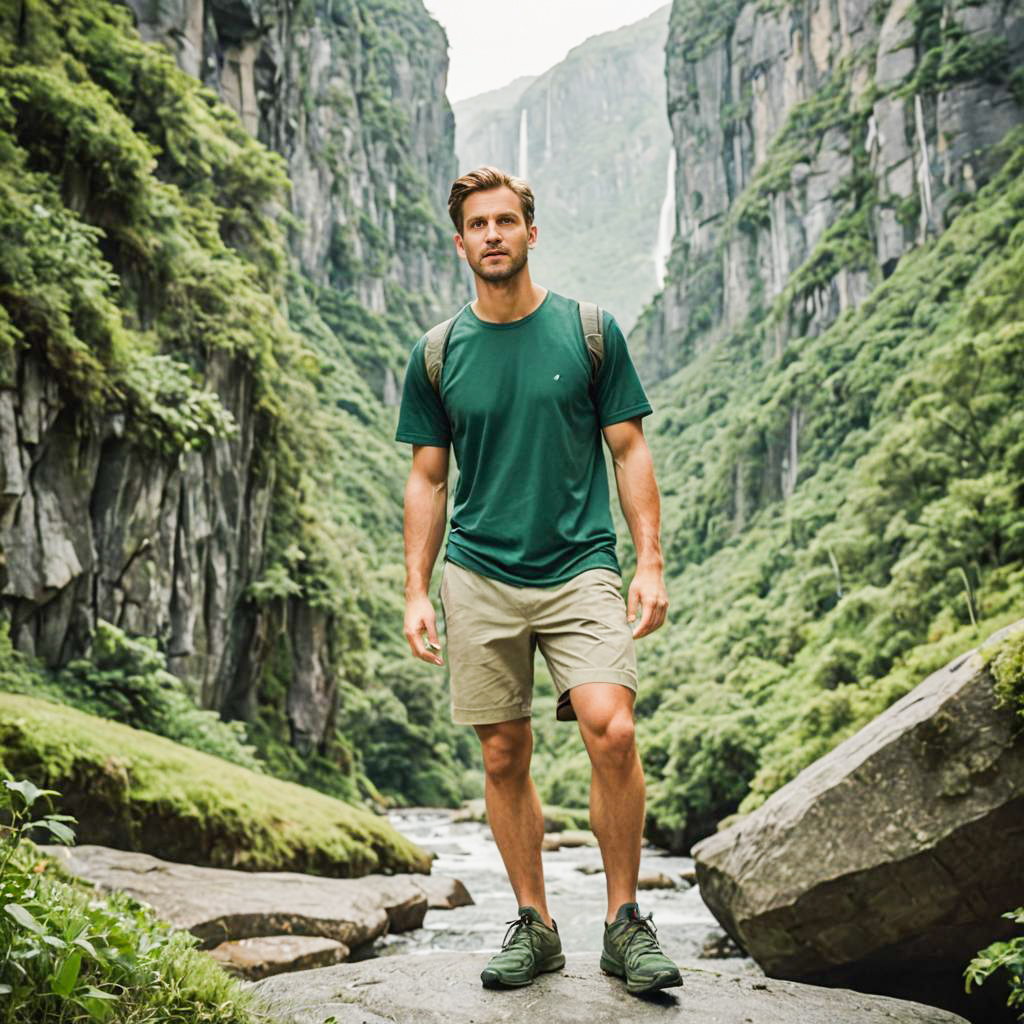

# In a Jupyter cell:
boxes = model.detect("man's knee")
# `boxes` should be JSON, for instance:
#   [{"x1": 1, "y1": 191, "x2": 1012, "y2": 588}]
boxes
[
  {"x1": 583, "y1": 710, "x2": 637, "y2": 769},
  {"x1": 475, "y1": 720, "x2": 532, "y2": 781}
]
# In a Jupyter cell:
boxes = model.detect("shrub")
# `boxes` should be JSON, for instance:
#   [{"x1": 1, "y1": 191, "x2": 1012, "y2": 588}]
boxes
[
  {"x1": 965, "y1": 908, "x2": 1024, "y2": 1021},
  {"x1": 0, "y1": 775, "x2": 262, "y2": 1022}
]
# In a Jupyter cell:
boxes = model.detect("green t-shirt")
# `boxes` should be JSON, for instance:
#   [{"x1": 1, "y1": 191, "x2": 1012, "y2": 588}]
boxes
[{"x1": 395, "y1": 290, "x2": 652, "y2": 587}]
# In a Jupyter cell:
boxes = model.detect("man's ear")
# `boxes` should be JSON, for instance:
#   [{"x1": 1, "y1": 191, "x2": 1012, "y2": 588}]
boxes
[
  {"x1": 527, "y1": 223, "x2": 538, "y2": 248},
  {"x1": 454, "y1": 233, "x2": 467, "y2": 260}
]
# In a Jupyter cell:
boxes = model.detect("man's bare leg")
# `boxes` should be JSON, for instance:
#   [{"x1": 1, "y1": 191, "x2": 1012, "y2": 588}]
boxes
[
  {"x1": 474, "y1": 718, "x2": 553, "y2": 927},
  {"x1": 569, "y1": 683, "x2": 645, "y2": 923}
]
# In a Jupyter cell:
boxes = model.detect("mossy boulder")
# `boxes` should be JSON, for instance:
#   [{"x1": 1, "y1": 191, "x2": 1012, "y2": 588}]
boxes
[{"x1": 0, "y1": 694, "x2": 430, "y2": 876}]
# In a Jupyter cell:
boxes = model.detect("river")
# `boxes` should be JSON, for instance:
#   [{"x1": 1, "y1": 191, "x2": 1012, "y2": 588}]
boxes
[{"x1": 377, "y1": 807, "x2": 757, "y2": 973}]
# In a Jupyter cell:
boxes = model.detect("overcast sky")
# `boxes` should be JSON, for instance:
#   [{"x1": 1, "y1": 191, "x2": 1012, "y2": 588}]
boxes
[{"x1": 423, "y1": 1, "x2": 670, "y2": 104}]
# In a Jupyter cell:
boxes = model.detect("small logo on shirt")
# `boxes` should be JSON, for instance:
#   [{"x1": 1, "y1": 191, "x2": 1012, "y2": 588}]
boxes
[{"x1": 553, "y1": 373, "x2": 561, "y2": 381}]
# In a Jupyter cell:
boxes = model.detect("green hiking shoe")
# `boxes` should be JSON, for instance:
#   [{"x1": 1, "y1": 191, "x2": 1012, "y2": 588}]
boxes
[
  {"x1": 480, "y1": 905, "x2": 565, "y2": 988},
  {"x1": 601, "y1": 902, "x2": 683, "y2": 995}
]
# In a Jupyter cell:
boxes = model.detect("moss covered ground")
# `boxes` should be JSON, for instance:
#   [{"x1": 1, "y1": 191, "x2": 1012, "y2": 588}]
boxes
[{"x1": 0, "y1": 693, "x2": 431, "y2": 876}]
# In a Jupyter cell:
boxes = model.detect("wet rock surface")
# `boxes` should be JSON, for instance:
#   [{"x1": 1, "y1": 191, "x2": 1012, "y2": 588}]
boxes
[{"x1": 250, "y1": 951, "x2": 969, "y2": 1023}]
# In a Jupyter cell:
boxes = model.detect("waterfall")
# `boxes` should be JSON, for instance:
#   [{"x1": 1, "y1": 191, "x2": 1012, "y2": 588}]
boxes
[
  {"x1": 544, "y1": 87, "x2": 552, "y2": 163},
  {"x1": 653, "y1": 148, "x2": 677, "y2": 289},
  {"x1": 517, "y1": 108, "x2": 528, "y2": 180}
]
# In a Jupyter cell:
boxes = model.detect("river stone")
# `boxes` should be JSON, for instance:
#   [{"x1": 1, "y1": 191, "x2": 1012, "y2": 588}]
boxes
[
  {"x1": 412, "y1": 873, "x2": 474, "y2": 910},
  {"x1": 542, "y1": 830, "x2": 599, "y2": 851},
  {"x1": 41, "y1": 845, "x2": 470, "y2": 949},
  {"x1": 637, "y1": 871, "x2": 678, "y2": 890},
  {"x1": 691, "y1": 620, "x2": 1024, "y2": 993},
  {"x1": 249, "y1": 951, "x2": 968, "y2": 1023},
  {"x1": 209, "y1": 935, "x2": 349, "y2": 980}
]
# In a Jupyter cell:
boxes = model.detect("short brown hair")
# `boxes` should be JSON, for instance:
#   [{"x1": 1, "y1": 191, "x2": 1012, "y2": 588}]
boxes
[{"x1": 448, "y1": 166, "x2": 535, "y2": 234}]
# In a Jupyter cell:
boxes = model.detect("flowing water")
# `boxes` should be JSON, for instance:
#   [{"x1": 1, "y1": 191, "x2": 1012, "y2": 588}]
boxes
[
  {"x1": 653, "y1": 148, "x2": 677, "y2": 289},
  {"x1": 517, "y1": 108, "x2": 529, "y2": 180},
  {"x1": 377, "y1": 807, "x2": 757, "y2": 974}
]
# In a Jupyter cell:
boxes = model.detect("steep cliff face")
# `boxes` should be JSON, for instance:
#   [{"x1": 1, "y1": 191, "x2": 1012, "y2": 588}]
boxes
[
  {"x1": 636, "y1": 0, "x2": 1024, "y2": 389},
  {"x1": 454, "y1": 7, "x2": 672, "y2": 333},
  {"x1": 126, "y1": 0, "x2": 462, "y2": 395},
  {"x1": 0, "y1": 0, "x2": 467, "y2": 803}
]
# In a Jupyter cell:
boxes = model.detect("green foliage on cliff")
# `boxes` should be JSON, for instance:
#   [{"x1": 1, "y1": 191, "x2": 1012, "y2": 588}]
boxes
[
  {"x1": 0, "y1": 621, "x2": 264, "y2": 772},
  {"x1": 0, "y1": 692, "x2": 432, "y2": 876},
  {"x1": 598, "y1": 127, "x2": 1024, "y2": 851},
  {"x1": 0, "y1": 0, "x2": 472, "y2": 811}
]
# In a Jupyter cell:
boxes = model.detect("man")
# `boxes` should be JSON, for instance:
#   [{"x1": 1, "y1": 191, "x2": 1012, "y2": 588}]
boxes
[{"x1": 395, "y1": 166, "x2": 680, "y2": 996}]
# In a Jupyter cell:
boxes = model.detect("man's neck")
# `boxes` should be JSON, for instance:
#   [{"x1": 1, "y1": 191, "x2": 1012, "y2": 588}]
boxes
[{"x1": 472, "y1": 273, "x2": 547, "y2": 324}]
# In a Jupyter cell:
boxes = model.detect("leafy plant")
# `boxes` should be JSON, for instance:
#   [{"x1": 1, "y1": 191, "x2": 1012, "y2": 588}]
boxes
[
  {"x1": 965, "y1": 908, "x2": 1024, "y2": 1020},
  {"x1": 0, "y1": 777, "x2": 262, "y2": 1022}
]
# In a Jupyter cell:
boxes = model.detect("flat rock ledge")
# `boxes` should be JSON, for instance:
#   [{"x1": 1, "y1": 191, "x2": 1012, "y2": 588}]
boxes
[
  {"x1": 250, "y1": 951, "x2": 968, "y2": 1023},
  {"x1": 42, "y1": 845, "x2": 472, "y2": 954}
]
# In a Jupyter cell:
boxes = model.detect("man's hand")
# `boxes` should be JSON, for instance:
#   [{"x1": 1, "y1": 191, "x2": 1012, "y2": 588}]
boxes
[
  {"x1": 626, "y1": 565, "x2": 668, "y2": 638},
  {"x1": 404, "y1": 594, "x2": 444, "y2": 666}
]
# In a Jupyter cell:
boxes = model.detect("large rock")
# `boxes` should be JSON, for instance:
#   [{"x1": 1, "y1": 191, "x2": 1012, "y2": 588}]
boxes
[
  {"x1": 43, "y1": 845, "x2": 469, "y2": 951},
  {"x1": 692, "y1": 622, "x2": 1024, "y2": 1010},
  {"x1": 250, "y1": 951, "x2": 968, "y2": 1023}
]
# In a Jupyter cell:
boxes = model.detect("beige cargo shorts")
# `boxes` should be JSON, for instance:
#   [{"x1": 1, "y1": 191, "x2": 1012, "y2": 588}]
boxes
[{"x1": 438, "y1": 558, "x2": 638, "y2": 725}]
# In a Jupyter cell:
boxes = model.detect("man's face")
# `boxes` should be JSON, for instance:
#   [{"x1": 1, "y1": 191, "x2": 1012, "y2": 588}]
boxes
[{"x1": 455, "y1": 186, "x2": 537, "y2": 283}]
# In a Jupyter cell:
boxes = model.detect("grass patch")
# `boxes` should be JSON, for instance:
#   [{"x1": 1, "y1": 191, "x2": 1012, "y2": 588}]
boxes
[{"x1": 0, "y1": 694, "x2": 431, "y2": 877}]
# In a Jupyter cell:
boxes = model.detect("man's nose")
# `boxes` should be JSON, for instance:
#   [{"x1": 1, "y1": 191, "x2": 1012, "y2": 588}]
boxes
[{"x1": 484, "y1": 219, "x2": 502, "y2": 241}]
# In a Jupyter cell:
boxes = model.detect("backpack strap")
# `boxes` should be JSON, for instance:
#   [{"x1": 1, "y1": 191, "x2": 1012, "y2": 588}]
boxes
[
  {"x1": 425, "y1": 302, "x2": 470, "y2": 396},
  {"x1": 578, "y1": 300, "x2": 604, "y2": 386}
]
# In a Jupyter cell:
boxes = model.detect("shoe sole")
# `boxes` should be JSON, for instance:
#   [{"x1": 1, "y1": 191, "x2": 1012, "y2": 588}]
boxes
[
  {"x1": 481, "y1": 952, "x2": 566, "y2": 988},
  {"x1": 600, "y1": 953, "x2": 683, "y2": 994}
]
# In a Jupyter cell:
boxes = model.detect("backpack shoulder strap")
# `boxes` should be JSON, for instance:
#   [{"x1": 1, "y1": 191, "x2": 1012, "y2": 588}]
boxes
[
  {"x1": 424, "y1": 303, "x2": 470, "y2": 395},
  {"x1": 578, "y1": 300, "x2": 604, "y2": 385}
]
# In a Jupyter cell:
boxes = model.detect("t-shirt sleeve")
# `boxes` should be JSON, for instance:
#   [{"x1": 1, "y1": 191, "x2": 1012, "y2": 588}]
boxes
[
  {"x1": 395, "y1": 335, "x2": 451, "y2": 446},
  {"x1": 593, "y1": 312, "x2": 653, "y2": 427}
]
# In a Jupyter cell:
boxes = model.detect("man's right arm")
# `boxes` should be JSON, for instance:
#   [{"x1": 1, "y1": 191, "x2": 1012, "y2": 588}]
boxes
[{"x1": 402, "y1": 442, "x2": 450, "y2": 666}]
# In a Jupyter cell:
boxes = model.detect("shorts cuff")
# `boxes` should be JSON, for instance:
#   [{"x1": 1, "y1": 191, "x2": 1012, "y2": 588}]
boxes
[
  {"x1": 560, "y1": 669, "x2": 637, "y2": 691},
  {"x1": 452, "y1": 703, "x2": 532, "y2": 725}
]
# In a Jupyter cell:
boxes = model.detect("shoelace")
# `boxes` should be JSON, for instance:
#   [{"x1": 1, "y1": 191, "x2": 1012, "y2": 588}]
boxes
[
  {"x1": 500, "y1": 910, "x2": 537, "y2": 951},
  {"x1": 619, "y1": 910, "x2": 661, "y2": 957}
]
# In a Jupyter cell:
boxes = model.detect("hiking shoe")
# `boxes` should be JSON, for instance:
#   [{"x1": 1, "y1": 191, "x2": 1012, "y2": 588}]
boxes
[
  {"x1": 480, "y1": 905, "x2": 565, "y2": 988},
  {"x1": 601, "y1": 902, "x2": 683, "y2": 995}
]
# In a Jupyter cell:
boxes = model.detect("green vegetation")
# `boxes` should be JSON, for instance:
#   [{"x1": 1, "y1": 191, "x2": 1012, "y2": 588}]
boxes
[
  {"x1": 986, "y1": 626, "x2": 1024, "y2": 723},
  {"x1": 0, "y1": 692, "x2": 431, "y2": 876},
  {"x1": 0, "y1": 777, "x2": 265, "y2": 1023},
  {"x1": 0, "y1": 621, "x2": 263, "y2": 772},
  {"x1": 576, "y1": 102, "x2": 1024, "y2": 851},
  {"x1": 0, "y1": 0, "x2": 473, "y2": 811},
  {"x1": 629, "y1": 128, "x2": 1024, "y2": 847},
  {"x1": 965, "y1": 908, "x2": 1024, "y2": 1021}
]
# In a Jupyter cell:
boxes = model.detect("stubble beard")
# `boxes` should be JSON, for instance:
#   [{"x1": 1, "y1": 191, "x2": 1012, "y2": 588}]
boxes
[{"x1": 471, "y1": 243, "x2": 529, "y2": 284}]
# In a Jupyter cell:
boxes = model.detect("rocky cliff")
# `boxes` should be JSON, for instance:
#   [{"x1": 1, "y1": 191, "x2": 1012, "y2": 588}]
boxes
[
  {"x1": 454, "y1": 7, "x2": 673, "y2": 333},
  {"x1": 635, "y1": 0, "x2": 1024, "y2": 388},
  {"x1": 0, "y1": 0, "x2": 468, "y2": 805}
]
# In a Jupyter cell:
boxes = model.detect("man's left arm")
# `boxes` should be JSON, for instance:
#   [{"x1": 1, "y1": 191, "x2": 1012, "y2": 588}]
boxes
[{"x1": 602, "y1": 417, "x2": 668, "y2": 638}]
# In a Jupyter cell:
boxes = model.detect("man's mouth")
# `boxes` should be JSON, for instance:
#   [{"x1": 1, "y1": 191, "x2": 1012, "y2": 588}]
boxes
[{"x1": 483, "y1": 251, "x2": 507, "y2": 258}]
